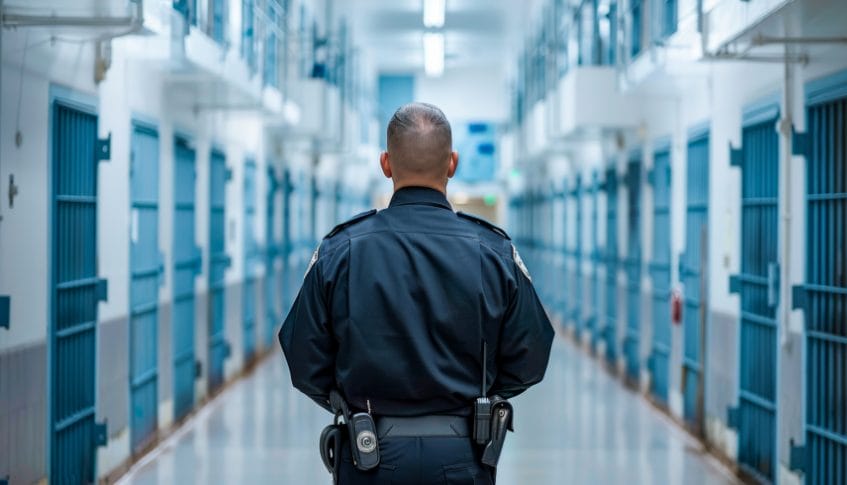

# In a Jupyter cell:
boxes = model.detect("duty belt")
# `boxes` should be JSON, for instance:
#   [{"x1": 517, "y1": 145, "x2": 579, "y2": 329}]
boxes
[{"x1": 376, "y1": 415, "x2": 470, "y2": 438}]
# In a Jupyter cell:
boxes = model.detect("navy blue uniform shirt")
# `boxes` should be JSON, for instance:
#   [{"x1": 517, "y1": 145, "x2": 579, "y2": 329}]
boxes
[{"x1": 279, "y1": 186, "x2": 554, "y2": 416}]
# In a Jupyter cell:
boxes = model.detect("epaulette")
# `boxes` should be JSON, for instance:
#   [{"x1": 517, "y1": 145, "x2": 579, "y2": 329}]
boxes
[
  {"x1": 325, "y1": 209, "x2": 377, "y2": 238},
  {"x1": 457, "y1": 211, "x2": 510, "y2": 240}
]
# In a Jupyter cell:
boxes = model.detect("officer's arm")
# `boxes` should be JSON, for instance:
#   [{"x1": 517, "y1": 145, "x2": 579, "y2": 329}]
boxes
[
  {"x1": 491, "y1": 256, "x2": 555, "y2": 399},
  {"x1": 279, "y1": 254, "x2": 335, "y2": 412}
]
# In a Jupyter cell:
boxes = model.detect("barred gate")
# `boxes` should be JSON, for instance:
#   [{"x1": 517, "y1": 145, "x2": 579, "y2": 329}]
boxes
[
  {"x1": 649, "y1": 143, "x2": 672, "y2": 404},
  {"x1": 728, "y1": 101, "x2": 780, "y2": 482},
  {"x1": 791, "y1": 72, "x2": 847, "y2": 484},
  {"x1": 50, "y1": 95, "x2": 109, "y2": 483}
]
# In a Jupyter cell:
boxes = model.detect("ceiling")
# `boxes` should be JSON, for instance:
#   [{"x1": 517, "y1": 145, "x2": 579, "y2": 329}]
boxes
[{"x1": 338, "y1": 0, "x2": 541, "y2": 74}]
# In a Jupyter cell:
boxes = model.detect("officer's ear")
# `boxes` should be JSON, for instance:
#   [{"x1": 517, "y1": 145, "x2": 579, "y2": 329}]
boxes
[
  {"x1": 446, "y1": 151, "x2": 459, "y2": 179},
  {"x1": 380, "y1": 151, "x2": 393, "y2": 179}
]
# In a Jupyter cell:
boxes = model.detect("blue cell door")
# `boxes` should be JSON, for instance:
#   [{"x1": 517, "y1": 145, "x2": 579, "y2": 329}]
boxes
[
  {"x1": 589, "y1": 172, "x2": 601, "y2": 349},
  {"x1": 281, "y1": 170, "x2": 294, "y2": 309},
  {"x1": 50, "y1": 97, "x2": 108, "y2": 483},
  {"x1": 681, "y1": 128, "x2": 709, "y2": 427},
  {"x1": 264, "y1": 167, "x2": 280, "y2": 347},
  {"x1": 648, "y1": 143, "x2": 672, "y2": 405},
  {"x1": 172, "y1": 135, "x2": 201, "y2": 421},
  {"x1": 603, "y1": 167, "x2": 619, "y2": 364},
  {"x1": 242, "y1": 159, "x2": 259, "y2": 363},
  {"x1": 556, "y1": 189, "x2": 564, "y2": 321},
  {"x1": 208, "y1": 148, "x2": 231, "y2": 393},
  {"x1": 128, "y1": 122, "x2": 162, "y2": 452},
  {"x1": 572, "y1": 178, "x2": 583, "y2": 334},
  {"x1": 791, "y1": 79, "x2": 847, "y2": 484},
  {"x1": 211, "y1": 0, "x2": 225, "y2": 44},
  {"x1": 241, "y1": 0, "x2": 256, "y2": 71},
  {"x1": 728, "y1": 105, "x2": 780, "y2": 482},
  {"x1": 624, "y1": 155, "x2": 642, "y2": 382}
]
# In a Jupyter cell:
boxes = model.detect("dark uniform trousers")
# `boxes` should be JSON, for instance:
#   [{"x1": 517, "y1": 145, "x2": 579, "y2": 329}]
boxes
[{"x1": 339, "y1": 435, "x2": 493, "y2": 485}]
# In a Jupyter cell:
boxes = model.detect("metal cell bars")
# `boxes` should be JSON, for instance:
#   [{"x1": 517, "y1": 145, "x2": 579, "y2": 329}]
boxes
[
  {"x1": 630, "y1": 0, "x2": 643, "y2": 58},
  {"x1": 652, "y1": 0, "x2": 677, "y2": 41},
  {"x1": 648, "y1": 143, "x2": 672, "y2": 405},
  {"x1": 549, "y1": 187, "x2": 561, "y2": 318},
  {"x1": 728, "y1": 110, "x2": 780, "y2": 482},
  {"x1": 287, "y1": 171, "x2": 313, "y2": 297},
  {"x1": 243, "y1": 159, "x2": 259, "y2": 363},
  {"x1": 129, "y1": 122, "x2": 162, "y2": 453},
  {"x1": 624, "y1": 155, "x2": 642, "y2": 383},
  {"x1": 569, "y1": 178, "x2": 584, "y2": 332},
  {"x1": 211, "y1": 0, "x2": 226, "y2": 44},
  {"x1": 241, "y1": 0, "x2": 257, "y2": 72},
  {"x1": 281, "y1": 170, "x2": 294, "y2": 310},
  {"x1": 588, "y1": 172, "x2": 602, "y2": 348},
  {"x1": 603, "y1": 167, "x2": 619, "y2": 364},
  {"x1": 50, "y1": 99, "x2": 104, "y2": 484},
  {"x1": 264, "y1": 167, "x2": 281, "y2": 347},
  {"x1": 208, "y1": 148, "x2": 231, "y2": 393},
  {"x1": 792, "y1": 87, "x2": 847, "y2": 484},
  {"x1": 172, "y1": 135, "x2": 201, "y2": 421},
  {"x1": 681, "y1": 129, "x2": 709, "y2": 428},
  {"x1": 262, "y1": 1, "x2": 280, "y2": 88}
]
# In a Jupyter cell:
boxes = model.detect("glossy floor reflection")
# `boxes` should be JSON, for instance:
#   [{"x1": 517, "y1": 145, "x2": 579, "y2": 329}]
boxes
[{"x1": 118, "y1": 337, "x2": 739, "y2": 484}]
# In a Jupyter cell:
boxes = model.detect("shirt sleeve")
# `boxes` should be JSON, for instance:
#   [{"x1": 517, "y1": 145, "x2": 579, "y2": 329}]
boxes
[
  {"x1": 278, "y1": 252, "x2": 335, "y2": 412},
  {"x1": 491, "y1": 246, "x2": 555, "y2": 399}
]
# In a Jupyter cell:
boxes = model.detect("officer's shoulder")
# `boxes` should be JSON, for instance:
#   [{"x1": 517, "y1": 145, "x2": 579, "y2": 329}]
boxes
[
  {"x1": 324, "y1": 209, "x2": 378, "y2": 240},
  {"x1": 456, "y1": 211, "x2": 511, "y2": 240}
]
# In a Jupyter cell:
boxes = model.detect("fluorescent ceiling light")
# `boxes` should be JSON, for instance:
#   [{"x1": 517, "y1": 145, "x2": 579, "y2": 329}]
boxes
[
  {"x1": 423, "y1": 0, "x2": 446, "y2": 28},
  {"x1": 423, "y1": 32, "x2": 445, "y2": 77}
]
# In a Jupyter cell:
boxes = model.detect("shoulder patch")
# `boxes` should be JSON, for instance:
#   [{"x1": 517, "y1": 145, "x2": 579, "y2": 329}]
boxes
[
  {"x1": 325, "y1": 209, "x2": 377, "y2": 238},
  {"x1": 512, "y1": 244, "x2": 532, "y2": 282},
  {"x1": 456, "y1": 211, "x2": 510, "y2": 240},
  {"x1": 304, "y1": 245, "x2": 320, "y2": 279}
]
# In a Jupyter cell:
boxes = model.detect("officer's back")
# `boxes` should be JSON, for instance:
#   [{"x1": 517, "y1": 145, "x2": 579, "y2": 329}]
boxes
[{"x1": 280, "y1": 102, "x2": 554, "y2": 484}]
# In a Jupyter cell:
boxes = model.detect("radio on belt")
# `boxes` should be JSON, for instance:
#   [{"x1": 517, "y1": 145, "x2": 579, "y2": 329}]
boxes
[{"x1": 473, "y1": 341, "x2": 492, "y2": 444}]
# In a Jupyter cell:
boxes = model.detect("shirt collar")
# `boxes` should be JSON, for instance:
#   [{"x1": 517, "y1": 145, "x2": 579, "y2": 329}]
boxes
[{"x1": 388, "y1": 186, "x2": 453, "y2": 210}]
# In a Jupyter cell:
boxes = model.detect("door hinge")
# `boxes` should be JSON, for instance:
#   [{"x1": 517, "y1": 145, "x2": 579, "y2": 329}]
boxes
[
  {"x1": 193, "y1": 246, "x2": 203, "y2": 274},
  {"x1": 727, "y1": 406, "x2": 740, "y2": 429},
  {"x1": 791, "y1": 127, "x2": 808, "y2": 157},
  {"x1": 194, "y1": 359, "x2": 203, "y2": 379},
  {"x1": 0, "y1": 296, "x2": 9, "y2": 329},
  {"x1": 791, "y1": 285, "x2": 806, "y2": 311},
  {"x1": 224, "y1": 341, "x2": 232, "y2": 358},
  {"x1": 646, "y1": 168, "x2": 655, "y2": 186},
  {"x1": 96, "y1": 133, "x2": 112, "y2": 161},
  {"x1": 729, "y1": 143, "x2": 743, "y2": 167},
  {"x1": 94, "y1": 421, "x2": 108, "y2": 447},
  {"x1": 158, "y1": 251, "x2": 166, "y2": 287},
  {"x1": 789, "y1": 439, "x2": 806, "y2": 473},
  {"x1": 225, "y1": 167, "x2": 233, "y2": 182},
  {"x1": 728, "y1": 274, "x2": 741, "y2": 294},
  {"x1": 96, "y1": 279, "x2": 109, "y2": 302}
]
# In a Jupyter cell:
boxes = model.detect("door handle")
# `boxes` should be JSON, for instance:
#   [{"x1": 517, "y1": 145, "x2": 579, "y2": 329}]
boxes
[{"x1": 767, "y1": 262, "x2": 780, "y2": 307}]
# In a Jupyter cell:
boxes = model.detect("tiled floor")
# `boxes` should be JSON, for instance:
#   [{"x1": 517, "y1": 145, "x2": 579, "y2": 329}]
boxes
[{"x1": 118, "y1": 337, "x2": 739, "y2": 484}]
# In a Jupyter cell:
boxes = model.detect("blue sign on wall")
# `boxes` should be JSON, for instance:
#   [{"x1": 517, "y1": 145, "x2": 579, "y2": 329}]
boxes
[{"x1": 453, "y1": 122, "x2": 498, "y2": 183}]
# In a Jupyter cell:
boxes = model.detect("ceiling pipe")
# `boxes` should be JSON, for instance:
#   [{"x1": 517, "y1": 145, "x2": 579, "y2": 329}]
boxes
[{"x1": 1, "y1": 0, "x2": 143, "y2": 30}]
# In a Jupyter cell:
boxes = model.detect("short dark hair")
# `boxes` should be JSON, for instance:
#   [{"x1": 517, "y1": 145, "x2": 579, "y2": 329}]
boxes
[{"x1": 386, "y1": 102, "x2": 452, "y2": 176}]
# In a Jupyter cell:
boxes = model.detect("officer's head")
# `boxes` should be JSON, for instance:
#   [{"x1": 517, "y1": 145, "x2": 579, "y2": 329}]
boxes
[{"x1": 380, "y1": 102, "x2": 459, "y2": 192}]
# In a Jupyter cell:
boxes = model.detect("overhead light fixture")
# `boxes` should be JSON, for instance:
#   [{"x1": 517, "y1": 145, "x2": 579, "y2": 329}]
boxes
[
  {"x1": 423, "y1": 32, "x2": 445, "y2": 77},
  {"x1": 423, "y1": 0, "x2": 446, "y2": 28}
]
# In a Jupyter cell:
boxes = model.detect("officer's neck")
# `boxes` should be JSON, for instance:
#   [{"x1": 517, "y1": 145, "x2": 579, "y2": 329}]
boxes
[{"x1": 392, "y1": 179, "x2": 447, "y2": 195}]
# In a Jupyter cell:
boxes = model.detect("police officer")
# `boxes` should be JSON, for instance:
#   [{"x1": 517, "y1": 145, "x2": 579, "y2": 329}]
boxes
[{"x1": 279, "y1": 102, "x2": 554, "y2": 484}]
